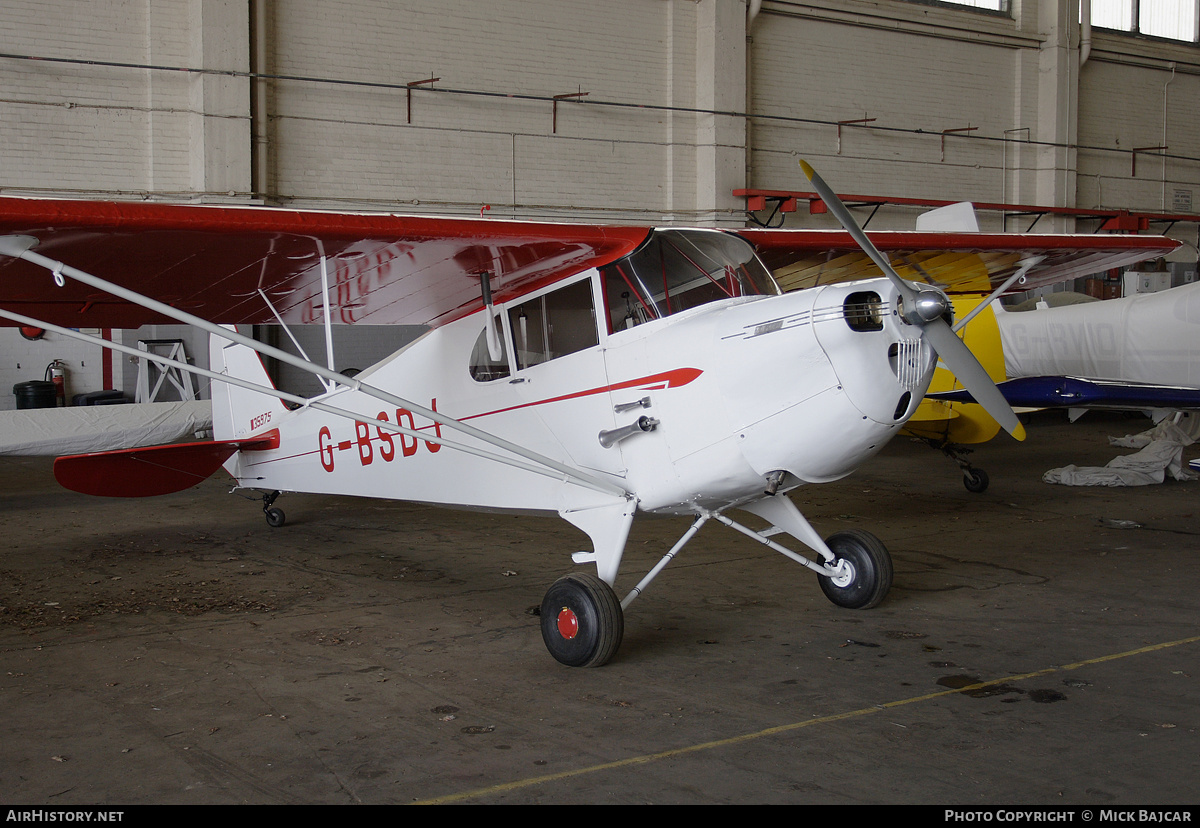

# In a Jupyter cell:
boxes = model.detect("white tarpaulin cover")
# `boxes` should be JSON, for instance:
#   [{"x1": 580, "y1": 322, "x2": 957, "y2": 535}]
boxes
[
  {"x1": 1043, "y1": 419, "x2": 1198, "y2": 487},
  {"x1": 997, "y1": 281, "x2": 1200, "y2": 387},
  {"x1": 0, "y1": 400, "x2": 212, "y2": 456}
]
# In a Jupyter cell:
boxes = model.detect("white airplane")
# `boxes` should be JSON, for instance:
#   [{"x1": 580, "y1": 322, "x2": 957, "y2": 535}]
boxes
[
  {"x1": 0, "y1": 165, "x2": 1176, "y2": 666},
  {"x1": 995, "y1": 281, "x2": 1200, "y2": 400}
]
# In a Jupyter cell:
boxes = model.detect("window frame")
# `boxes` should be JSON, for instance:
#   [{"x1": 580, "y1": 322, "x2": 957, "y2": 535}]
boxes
[
  {"x1": 1088, "y1": 0, "x2": 1200, "y2": 44},
  {"x1": 898, "y1": 0, "x2": 1011, "y2": 18},
  {"x1": 466, "y1": 272, "x2": 606, "y2": 383}
]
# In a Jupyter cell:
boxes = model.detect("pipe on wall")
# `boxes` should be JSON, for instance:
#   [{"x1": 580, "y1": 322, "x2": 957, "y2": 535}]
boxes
[
  {"x1": 250, "y1": 0, "x2": 270, "y2": 203},
  {"x1": 1080, "y1": 0, "x2": 1091, "y2": 66}
]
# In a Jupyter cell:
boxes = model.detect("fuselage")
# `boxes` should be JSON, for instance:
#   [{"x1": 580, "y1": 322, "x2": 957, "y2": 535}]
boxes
[
  {"x1": 996, "y1": 281, "x2": 1200, "y2": 388},
  {"x1": 219, "y1": 229, "x2": 937, "y2": 517}
]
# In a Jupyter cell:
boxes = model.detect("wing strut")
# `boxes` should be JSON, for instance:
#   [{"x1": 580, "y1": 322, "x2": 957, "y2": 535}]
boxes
[
  {"x1": 0, "y1": 236, "x2": 629, "y2": 499},
  {"x1": 257, "y1": 288, "x2": 315, "y2": 364},
  {"x1": 0, "y1": 304, "x2": 628, "y2": 496},
  {"x1": 950, "y1": 255, "x2": 1043, "y2": 333},
  {"x1": 316, "y1": 241, "x2": 337, "y2": 387}
]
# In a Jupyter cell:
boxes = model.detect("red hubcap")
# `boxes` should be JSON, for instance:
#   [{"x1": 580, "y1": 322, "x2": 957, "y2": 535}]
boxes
[{"x1": 556, "y1": 607, "x2": 579, "y2": 640}]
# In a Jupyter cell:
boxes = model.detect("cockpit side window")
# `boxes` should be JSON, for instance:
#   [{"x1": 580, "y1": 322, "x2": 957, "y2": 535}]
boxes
[{"x1": 507, "y1": 278, "x2": 599, "y2": 370}]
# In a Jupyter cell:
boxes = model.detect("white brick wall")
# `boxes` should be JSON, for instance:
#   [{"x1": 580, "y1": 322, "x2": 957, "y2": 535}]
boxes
[
  {"x1": 4, "y1": 0, "x2": 1192, "y2": 219},
  {"x1": 1078, "y1": 38, "x2": 1200, "y2": 214},
  {"x1": 2, "y1": 0, "x2": 1195, "y2": 219},
  {"x1": 264, "y1": 0, "x2": 713, "y2": 219},
  {"x1": 751, "y1": 4, "x2": 1046, "y2": 227},
  {"x1": 748, "y1": 0, "x2": 1198, "y2": 236},
  {"x1": 0, "y1": 0, "x2": 249, "y2": 198}
]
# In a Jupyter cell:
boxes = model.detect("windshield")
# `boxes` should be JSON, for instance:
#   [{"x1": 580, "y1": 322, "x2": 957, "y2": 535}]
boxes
[{"x1": 602, "y1": 229, "x2": 779, "y2": 332}]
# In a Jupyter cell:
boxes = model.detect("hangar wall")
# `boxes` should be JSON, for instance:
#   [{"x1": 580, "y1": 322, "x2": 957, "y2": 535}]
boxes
[
  {"x1": 0, "y1": 0, "x2": 1196, "y2": 405},
  {"x1": 1077, "y1": 49, "x2": 1199, "y2": 216},
  {"x1": 262, "y1": 0, "x2": 719, "y2": 222},
  {"x1": 751, "y1": 1, "x2": 1199, "y2": 233},
  {"x1": 0, "y1": 0, "x2": 251, "y2": 199}
]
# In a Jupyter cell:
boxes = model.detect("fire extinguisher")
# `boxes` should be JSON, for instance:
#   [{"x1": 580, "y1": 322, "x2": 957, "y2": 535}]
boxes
[{"x1": 45, "y1": 360, "x2": 67, "y2": 407}]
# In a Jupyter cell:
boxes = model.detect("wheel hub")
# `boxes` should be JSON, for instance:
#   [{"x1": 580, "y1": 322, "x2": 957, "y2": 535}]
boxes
[
  {"x1": 829, "y1": 558, "x2": 856, "y2": 588},
  {"x1": 556, "y1": 607, "x2": 579, "y2": 640}
]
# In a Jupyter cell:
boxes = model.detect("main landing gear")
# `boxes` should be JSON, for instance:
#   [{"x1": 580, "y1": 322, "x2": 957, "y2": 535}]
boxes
[
  {"x1": 539, "y1": 573, "x2": 624, "y2": 668},
  {"x1": 962, "y1": 466, "x2": 989, "y2": 494},
  {"x1": 817, "y1": 529, "x2": 893, "y2": 609},
  {"x1": 539, "y1": 497, "x2": 893, "y2": 667}
]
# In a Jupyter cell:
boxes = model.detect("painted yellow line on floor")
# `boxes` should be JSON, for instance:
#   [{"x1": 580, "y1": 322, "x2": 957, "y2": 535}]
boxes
[{"x1": 412, "y1": 634, "x2": 1200, "y2": 805}]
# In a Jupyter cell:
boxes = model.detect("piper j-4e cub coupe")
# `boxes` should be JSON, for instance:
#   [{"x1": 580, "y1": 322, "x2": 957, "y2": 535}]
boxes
[{"x1": 0, "y1": 164, "x2": 1175, "y2": 666}]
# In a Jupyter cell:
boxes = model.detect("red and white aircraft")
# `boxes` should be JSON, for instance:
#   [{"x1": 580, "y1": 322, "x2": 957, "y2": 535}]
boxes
[{"x1": 0, "y1": 165, "x2": 1177, "y2": 666}]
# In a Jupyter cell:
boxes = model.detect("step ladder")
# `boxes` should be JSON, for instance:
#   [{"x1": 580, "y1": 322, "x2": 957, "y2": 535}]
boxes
[{"x1": 136, "y1": 339, "x2": 197, "y2": 403}]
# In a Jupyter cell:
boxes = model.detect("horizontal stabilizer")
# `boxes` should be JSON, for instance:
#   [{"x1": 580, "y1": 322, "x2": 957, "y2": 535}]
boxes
[{"x1": 54, "y1": 433, "x2": 278, "y2": 497}]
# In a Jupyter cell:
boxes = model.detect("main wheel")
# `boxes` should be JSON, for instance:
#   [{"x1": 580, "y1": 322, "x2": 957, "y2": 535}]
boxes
[
  {"x1": 817, "y1": 529, "x2": 893, "y2": 610},
  {"x1": 540, "y1": 572, "x2": 624, "y2": 668},
  {"x1": 265, "y1": 507, "x2": 286, "y2": 528}
]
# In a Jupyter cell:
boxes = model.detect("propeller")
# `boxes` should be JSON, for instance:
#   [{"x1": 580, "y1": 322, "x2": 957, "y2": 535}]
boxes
[{"x1": 799, "y1": 160, "x2": 1025, "y2": 441}]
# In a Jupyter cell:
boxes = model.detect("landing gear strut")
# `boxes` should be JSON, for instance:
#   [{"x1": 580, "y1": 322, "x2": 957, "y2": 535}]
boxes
[
  {"x1": 540, "y1": 497, "x2": 896, "y2": 666},
  {"x1": 962, "y1": 466, "x2": 989, "y2": 494}
]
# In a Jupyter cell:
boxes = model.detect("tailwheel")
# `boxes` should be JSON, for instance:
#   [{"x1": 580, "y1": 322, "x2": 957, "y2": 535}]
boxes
[
  {"x1": 262, "y1": 490, "x2": 285, "y2": 528},
  {"x1": 916, "y1": 437, "x2": 989, "y2": 494},
  {"x1": 818, "y1": 529, "x2": 893, "y2": 610},
  {"x1": 540, "y1": 572, "x2": 624, "y2": 667},
  {"x1": 963, "y1": 467, "x2": 989, "y2": 493}
]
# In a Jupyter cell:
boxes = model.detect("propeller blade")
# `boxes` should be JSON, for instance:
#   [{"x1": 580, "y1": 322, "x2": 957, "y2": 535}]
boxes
[
  {"x1": 798, "y1": 160, "x2": 917, "y2": 305},
  {"x1": 799, "y1": 159, "x2": 1025, "y2": 441}
]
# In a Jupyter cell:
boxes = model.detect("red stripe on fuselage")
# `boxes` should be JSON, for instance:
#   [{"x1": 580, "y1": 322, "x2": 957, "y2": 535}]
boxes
[
  {"x1": 241, "y1": 367, "x2": 702, "y2": 469},
  {"x1": 458, "y1": 367, "x2": 703, "y2": 423}
]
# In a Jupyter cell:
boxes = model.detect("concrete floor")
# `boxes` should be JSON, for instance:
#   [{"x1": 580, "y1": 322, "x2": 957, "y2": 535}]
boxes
[{"x1": 0, "y1": 412, "x2": 1197, "y2": 805}]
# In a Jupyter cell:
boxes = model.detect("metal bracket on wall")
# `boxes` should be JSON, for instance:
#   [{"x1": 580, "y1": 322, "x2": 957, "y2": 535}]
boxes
[
  {"x1": 552, "y1": 89, "x2": 588, "y2": 134},
  {"x1": 941, "y1": 126, "x2": 978, "y2": 162},
  {"x1": 406, "y1": 76, "x2": 439, "y2": 124}
]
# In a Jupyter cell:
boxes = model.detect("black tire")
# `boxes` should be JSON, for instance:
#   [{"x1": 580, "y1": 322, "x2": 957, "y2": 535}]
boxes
[
  {"x1": 963, "y1": 468, "x2": 989, "y2": 493},
  {"x1": 265, "y1": 507, "x2": 286, "y2": 528},
  {"x1": 818, "y1": 529, "x2": 893, "y2": 609},
  {"x1": 540, "y1": 572, "x2": 624, "y2": 668}
]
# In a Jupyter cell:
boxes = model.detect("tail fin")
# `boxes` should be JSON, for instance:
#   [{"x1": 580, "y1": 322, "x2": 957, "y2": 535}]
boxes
[{"x1": 209, "y1": 327, "x2": 290, "y2": 441}]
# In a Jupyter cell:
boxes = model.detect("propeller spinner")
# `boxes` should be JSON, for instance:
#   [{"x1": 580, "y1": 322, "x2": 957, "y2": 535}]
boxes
[{"x1": 798, "y1": 160, "x2": 1026, "y2": 441}]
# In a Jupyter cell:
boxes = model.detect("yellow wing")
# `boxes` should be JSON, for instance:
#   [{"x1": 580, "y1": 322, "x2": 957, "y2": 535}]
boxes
[{"x1": 741, "y1": 229, "x2": 1178, "y2": 296}]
